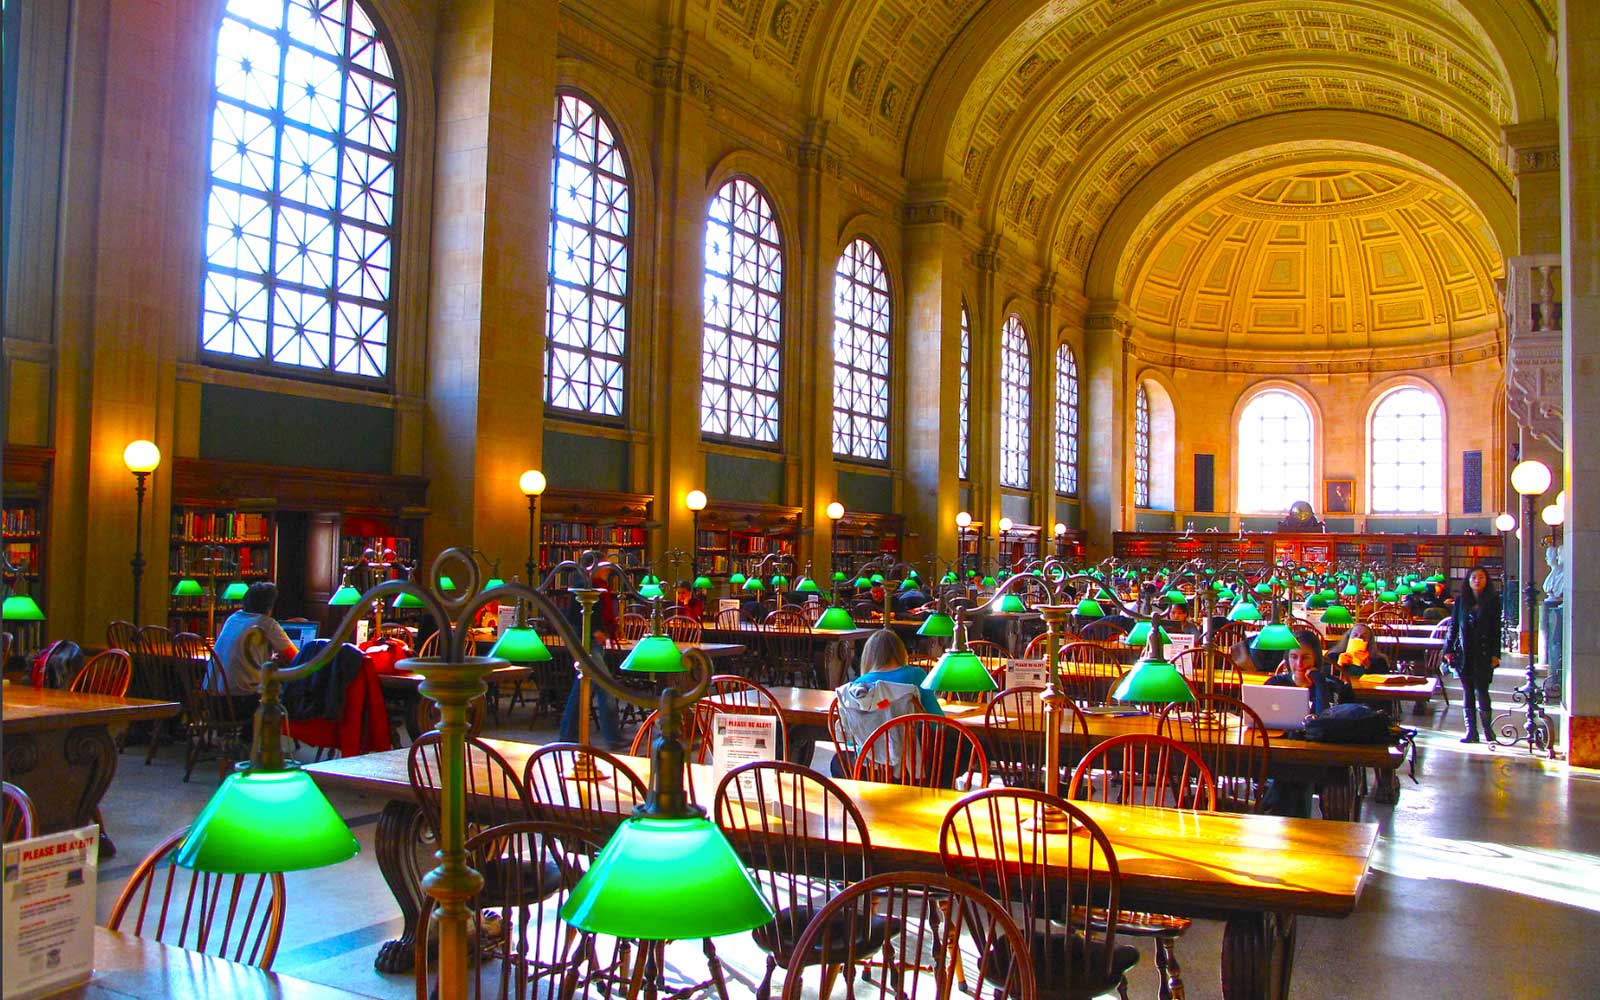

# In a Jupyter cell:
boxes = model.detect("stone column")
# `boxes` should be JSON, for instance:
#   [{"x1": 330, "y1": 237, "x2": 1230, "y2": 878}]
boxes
[
  {"x1": 972, "y1": 239, "x2": 1005, "y2": 568},
  {"x1": 424, "y1": 0, "x2": 557, "y2": 564},
  {"x1": 794, "y1": 124, "x2": 843, "y2": 575},
  {"x1": 900, "y1": 194, "x2": 967, "y2": 566},
  {"x1": 1081, "y1": 306, "x2": 1128, "y2": 557},
  {"x1": 1560, "y1": 0, "x2": 1600, "y2": 763},
  {"x1": 1034, "y1": 282, "x2": 1058, "y2": 548}
]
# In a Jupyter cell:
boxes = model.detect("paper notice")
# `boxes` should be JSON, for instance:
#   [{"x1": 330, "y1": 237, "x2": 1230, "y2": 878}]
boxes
[{"x1": 3, "y1": 825, "x2": 99, "y2": 1000}]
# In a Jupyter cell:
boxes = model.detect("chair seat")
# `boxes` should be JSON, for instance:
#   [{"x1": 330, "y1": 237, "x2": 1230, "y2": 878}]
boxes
[
  {"x1": 1076, "y1": 906, "x2": 1191, "y2": 938},
  {"x1": 753, "y1": 903, "x2": 897, "y2": 968},
  {"x1": 987, "y1": 929, "x2": 1141, "y2": 1000}
]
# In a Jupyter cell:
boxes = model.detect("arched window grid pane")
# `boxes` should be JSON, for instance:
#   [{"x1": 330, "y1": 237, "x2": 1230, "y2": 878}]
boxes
[
  {"x1": 832, "y1": 238, "x2": 891, "y2": 462},
  {"x1": 1134, "y1": 385, "x2": 1151, "y2": 508},
  {"x1": 545, "y1": 92, "x2": 631, "y2": 419},
  {"x1": 1055, "y1": 343, "x2": 1078, "y2": 496},
  {"x1": 1237, "y1": 390, "x2": 1314, "y2": 513},
  {"x1": 203, "y1": 0, "x2": 399, "y2": 384},
  {"x1": 701, "y1": 178, "x2": 783, "y2": 444},
  {"x1": 1369, "y1": 387, "x2": 1444, "y2": 513},
  {"x1": 999, "y1": 315, "x2": 1031, "y2": 489},
  {"x1": 958, "y1": 303, "x2": 971, "y2": 481}
]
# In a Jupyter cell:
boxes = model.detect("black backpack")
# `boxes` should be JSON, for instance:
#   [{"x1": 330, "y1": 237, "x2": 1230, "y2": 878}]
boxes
[{"x1": 1301, "y1": 703, "x2": 1396, "y2": 744}]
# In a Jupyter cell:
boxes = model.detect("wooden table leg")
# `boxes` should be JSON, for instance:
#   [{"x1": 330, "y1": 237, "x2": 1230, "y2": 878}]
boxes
[
  {"x1": 3, "y1": 725, "x2": 121, "y2": 859},
  {"x1": 373, "y1": 799, "x2": 428, "y2": 973},
  {"x1": 1221, "y1": 910, "x2": 1297, "y2": 1000},
  {"x1": 1316, "y1": 767, "x2": 1362, "y2": 822},
  {"x1": 1373, "y1": 767, "x2": 1402, "y2": 804}
]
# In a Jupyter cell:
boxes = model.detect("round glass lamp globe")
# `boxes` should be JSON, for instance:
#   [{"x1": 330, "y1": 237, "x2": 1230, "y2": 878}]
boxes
[
  {"x1": 519, "y1": 469, "x2": 547, "y2": 497},
  {"x1": 1542, "y1": 504, "x2": 1565, "y2": 526},
  {"x1": 1556, "y1": 490, "x2": 1566, "y2": 511},
  {"x1": 1511, "y1": 460, "x2": 1552, "y2": 497},
  {"x1": 955, "y1": 511, "x2": 972, "y2": 529},
  {"x1": 997, "y1": 517, "x2": 1014, "y2": 532},
  {"x1": 122, "y1": 439, "x2": 161, "y2": 473},
  {"x1": 825, "y1": 501, "x2": 845, "y2": 520},
  {"x1": 1053, "y1": 522, "x2": 1067, "y2": 536},
  {"x1": 1494, "y1": 513, "x2": 1516, "y2": 532},
  {"x1": 685, "y1": 489, "x2": 708, "y2": 512}
]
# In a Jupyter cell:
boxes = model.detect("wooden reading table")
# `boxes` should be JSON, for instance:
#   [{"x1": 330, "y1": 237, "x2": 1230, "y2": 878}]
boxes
[
  {"x1": 306, "y1": 738, "x2": 1377, "y2": 1000},
  {"x1": 58, "y1": 927, "x2": 385, "y2": 999}
]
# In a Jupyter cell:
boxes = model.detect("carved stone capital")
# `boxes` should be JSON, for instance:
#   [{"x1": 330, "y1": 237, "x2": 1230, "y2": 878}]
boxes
[{"x1": 902, "y1": 200, "x2": 964, "y2": 229}]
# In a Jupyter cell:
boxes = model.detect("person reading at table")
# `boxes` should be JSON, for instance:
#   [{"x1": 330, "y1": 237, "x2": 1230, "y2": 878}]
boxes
[
  {"x1": 1326, "y1": 624, "x2": 1390, "y2": 678},
  {"x1": 210, "y1": 582, "x2": 298, "y2": 697},
  {"x1": 833, "y1": 629, "x2": 942, "y2": 777}
]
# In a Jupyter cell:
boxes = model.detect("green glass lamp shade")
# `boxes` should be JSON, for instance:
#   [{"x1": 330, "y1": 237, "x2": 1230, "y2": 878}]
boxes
[
  {"x1": 1321, "y1": 604, "x2": 1355, "y2": 625},
  {"x1": 1228, "y1": 602, "x2": 1263, "y2": 622},
  {"x1": 393, "y1": 591, "x2": 426, "y2": 610},
  {"x1": 1306, "y1": 594, "x2": 1329, "y2": 610},
  {"x1": 870, "y1": 574, "x2": 885, "y2": 585},
  {"x1": 1122, "y1": 621, "x2": 1172, "y2": 648},
  {"x1": 1075, "y1": 598, "x2": 1105, "y2": 618},
  {"x1": 907, "y1": 569, "x2": 920, "y2": 579},
  {"x1": 814, "y1": 606, "x2": 857, "y2": 631},
  {"x1": 1251, "y1": 622, "x2": 1302, "y2": 651},
  {"x1": 1318, "y1": 588, "x2": 1338, "y2": 602},
  {"x1": 997, "y1": 570, "x2": 1011, "y2": 581},
  {"x1": 898, "y1": 578, "x2": 916, "y2": 590},
  {"x1": 770, "y1": 575, "x2": 788, "y2": 589},
  {"x1": 641, "y1": 573, "x2": 661, "y2": 586},
  {"x1": 619, "y1": 634, "x2": 686, "y2": 673},
  {"x1": 921, "y1": 648, "x2": 998, "y2": 694},
  {"x1": 560, "y1": 816, "x2": 773, "y2": 940},
  {"x1": 940, "y1": 572, "x2": 958, "y2": 585},
  {"x1": 741, "y1": 577, "x2": 765, "y2": 593},
  {"x1": 728, "y1": 572, "x2": 747, "y2": 586},
  {"x1": 1096, "y1": 587, "x2": 1116, "y2": 602},
  {"x1": 638, "y1": 582, "x2": 664, "y2": 600},
  {"x1": 1164, "y1": 590, "x2": 1188, "y2": 606},
  {"x1": 177, "y1": 767, "x2": 358, "y2": 874},
  {"x1": 1031, "y1": 568, "x2": 1044, "y2": 577},
  {"x1": 831, "y1": 571, "x2": 848, "y2": 582},
  {"x1": 482, "y1": 578, "x2": 506, "y2": 592},
  {"x1": 328, "y1": 585, "x2": 361, "y2": 607},
  {"x1": 981, "y1": 576, "x2": 998, "y2": 588},
  {"x1": 171, "y1": 578, "x2": 204, "y2": 598},
  {"x1": 488, "y1": 626, "x2": 553, "y2": 663},
  {"x1": 437, "y1": 576, "x2": 457, "y2": 592},
  {"x1": 1111, "y1": 659, "x2": 1195, "y2": 704},
  {"x1": 795, "y1": 577, "x2": 821, "y2": 593},
  {"x1": 1342, "y1": 584, "x2": 1359, "y2": 597},
  {"x1": 1429, "y1": 573, "x2": 1446, "y2": 583},
  {"x1": 692, "y1": 575, "x2": 713, "y2": 591},
  {"x1": 997, "y1": 594, "x2": 1027, "y2": 613},
  {"x1": 966, "y1": 570, "x2": 978, "y2": 579},
  {"x1": 1378, "y1": 590, "x2": 1399, "y2": 603},
  {"x1": 916, "y1": 612, "x2": 956, "y2": 638},
  {"x1": 852, "y1": 576, "x2": 872, "y2": 589},
  {"x1": 1253, "y1": 582, "x2": 1273, "y2": 596},
  {"x1": 2, "y1": 594, "x2": 45, "y2": 622},
  {"x1": 221, "y1": 582, "x2": 250, "y2": 601}
]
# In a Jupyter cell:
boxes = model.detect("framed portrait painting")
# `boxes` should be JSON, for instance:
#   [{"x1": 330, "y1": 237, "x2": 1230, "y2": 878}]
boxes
[{"x1": 1324, "y1": 479, "x2": 1355, "y2": 515}]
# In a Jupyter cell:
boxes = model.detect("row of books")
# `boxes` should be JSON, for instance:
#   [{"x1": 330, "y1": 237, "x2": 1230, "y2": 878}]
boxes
[
  {"x1": 169, "y1": 545, "x2": 271, "y2": 573},
  {"x1": 2, "y1": 507, "x2": 39, "y2": 534},
  {"x1": 172, "y1": 511, "x2": 272, "y2": 542},
  {"x1": 543, "y1": 524, "x2": 647, "y2": 545}
]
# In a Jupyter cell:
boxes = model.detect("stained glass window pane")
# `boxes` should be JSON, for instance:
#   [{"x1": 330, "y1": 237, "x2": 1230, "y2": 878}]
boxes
[
  {"x1": 1000, "y1": 315, "x2": 1031, "y2": 489},
  {"x1": 1135, "y1": 385, "x2": 1151, "y2": 508},
  {"x1": 203, "y1": 0, "x2": 397, "y2": 381},
  {"x1": 832, "y1": 238, "x2": 891, "y2": 461},
  {"x1": 1370, "y1": 387, "x2": 1444, "y2": 513},
  {"x1": 1237, "y1": 390, "x2": 1314, "y2": 513},
  {"x1": 545, "y1": 93, "x2": 631, "y2": 418},
  {"x1": 958, "y1": 303, "x2": 971, "y2": 480},
  {"x1": 702, "y1": 178, "x2": 782, "y2": 443},
  {"x1": 1055, "y1": 344, "x2": 1078, "y2": 496}
]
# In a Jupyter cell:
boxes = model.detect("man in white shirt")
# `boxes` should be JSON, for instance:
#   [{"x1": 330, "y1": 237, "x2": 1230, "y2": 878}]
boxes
[{"x1": 210, "y1": 582, "x2": 298, "y2": 695}]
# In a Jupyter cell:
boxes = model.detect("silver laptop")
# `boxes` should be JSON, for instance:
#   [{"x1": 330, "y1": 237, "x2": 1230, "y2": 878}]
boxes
[{"x1": 1239, "y1": 683, "x2": 1311, "y2": 730}]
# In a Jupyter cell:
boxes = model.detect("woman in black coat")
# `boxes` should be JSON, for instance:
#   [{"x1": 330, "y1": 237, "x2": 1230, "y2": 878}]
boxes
[{"x1": 1446, "y1": 566, "x2": 1503, "y2": 743}]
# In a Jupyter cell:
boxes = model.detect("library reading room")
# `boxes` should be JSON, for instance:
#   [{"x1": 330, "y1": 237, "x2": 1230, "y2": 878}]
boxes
[{"x1": 4, "y1": 0, "x2": 1600, "y2": 998}]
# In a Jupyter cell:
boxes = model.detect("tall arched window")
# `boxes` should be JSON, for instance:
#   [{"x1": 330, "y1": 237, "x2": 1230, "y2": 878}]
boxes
[
  {"x1": 1237, "y1": 389, "x2": 1313, "y2": 513},
  {"x1": 203, "y1": 0, "x2": 400, "y2": 380},
  {"x1": 833, "y1": 238, "x2": 891, "y2": 462},
  {"x1": 1134, "y1": 384, "x2": 1151, "y2": 508},
  {"x1": 702, "y1": 178, "x2": 782, "y2": 443},
  {"x1": 999, "y1": 315, "x2": 1031, "y2": 489},
  {"x1": 958, "y1": 302, "x2": 971, "y2": 480},
  {"x1": 1370, "y1": 386, "x2": 1444, "y2": 512},
  {"x1": 545, "y1": 93, "x2": 631, "y2": 418},
  {"x1": 1055, "y1": 344, "x2": 1078, "y2": 496}
]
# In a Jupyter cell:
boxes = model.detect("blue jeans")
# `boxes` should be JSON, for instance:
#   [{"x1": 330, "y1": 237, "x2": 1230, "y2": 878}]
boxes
[{"x1": 559, "y1": 670, "x2": 620, "y2": 747}]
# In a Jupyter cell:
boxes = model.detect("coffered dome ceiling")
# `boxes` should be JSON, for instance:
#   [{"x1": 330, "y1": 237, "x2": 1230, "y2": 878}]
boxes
[{"x1": 1123, "y1": 166, "x2": 1503, "y2": 369}]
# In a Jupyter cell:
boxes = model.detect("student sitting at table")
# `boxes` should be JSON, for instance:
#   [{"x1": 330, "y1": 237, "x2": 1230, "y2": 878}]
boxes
[
  {"x1": 1264, "y1": 629, "x2": 1350, "y2": 715},
  {"x1": 832, "y1": 629, "x2": 943, "y2": 777},
  {"x1": 674, "y1": 581, "x2": 706, "y2": 622},
  {"x1": 211, "y1": 582, "x2": 298, "y2": 696},
  {"x1": 1325, "y1": 624, "x2": 1390, "y2": 678}
]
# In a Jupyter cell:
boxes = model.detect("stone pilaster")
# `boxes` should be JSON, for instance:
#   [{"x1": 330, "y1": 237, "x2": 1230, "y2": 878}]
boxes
[{"x1": 1082, "y1": 307, "x2": 1129, "y2": 557}]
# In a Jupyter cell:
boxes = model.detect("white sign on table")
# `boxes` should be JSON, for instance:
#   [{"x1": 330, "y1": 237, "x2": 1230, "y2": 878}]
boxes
[
  {"x1": 1005, "y1": 659, "x2": 1051, "y2": 710},
  {"x1": 1166, "y1": 633, "x2": 1196, "y2": 656},
  {"x1": 711, "y1": 714, "x2": 780, "y2": 794},
  {"x1": 3, "y1": 825, "x2": 99, "y2": 1000}
]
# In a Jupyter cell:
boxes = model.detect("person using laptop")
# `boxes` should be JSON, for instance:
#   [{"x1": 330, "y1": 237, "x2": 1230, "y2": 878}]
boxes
[
  {"x1": 210, "y1": 582, "x2": 299, "y2": 711},
  {"x1": 1263, "y1": 629, "x2": 1349, "y2": 715}
]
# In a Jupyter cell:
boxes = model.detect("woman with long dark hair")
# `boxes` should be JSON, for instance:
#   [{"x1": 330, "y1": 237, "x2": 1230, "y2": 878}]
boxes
[{"x1": 1446, "y1": 566, "x2": 1502, "y2": 743}]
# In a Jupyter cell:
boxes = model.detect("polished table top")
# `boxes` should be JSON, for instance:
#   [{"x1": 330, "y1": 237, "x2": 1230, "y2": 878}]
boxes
[
  {"x1": 306, "y1": 737, "x2": 1378, "y2": 919},
  {"x1": 699, "y1": 624, "x2": 877, "y2": 643},
  {"x1": 61, "y1": 928, "x2": 384, "y2": 999},
  {"x1": 378, "y1": 664, "x2": 532, "y2": 688},
  {"x1": 539, "y1": 638, "x2": 747, "y2": 658},
  {"x1": 1, "y1": 685, "x2": 181, "y2": 733}
]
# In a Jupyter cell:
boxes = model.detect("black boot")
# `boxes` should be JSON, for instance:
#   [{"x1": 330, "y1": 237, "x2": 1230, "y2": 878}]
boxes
[
  {"x1": 1481, "y1": 711, "x2": 1496, "y2": 741},
  {"x1": 1461, "y1": 705, "x2": 1480, "y2": 743}
]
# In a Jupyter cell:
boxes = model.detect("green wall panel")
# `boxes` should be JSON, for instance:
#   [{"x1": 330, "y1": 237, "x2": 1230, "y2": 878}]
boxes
[
  {"x1": 1186, "y1": 515, "x2": 1231, "y2": 532},
  {"x1": 543, "y1": 429, "x2": 629, "y2": 493},
  {"x1": 839, "y1": 468, "x2": 893, "y2": 514},
  {"x1": 707, "y1": 452, "x2": 783, "y2": 505},
  {"x1": 1055, "y1": 499, "x2": 1081, "y2": 530},
  {"x1": 200, "y1": 384, "x2": 392, "y2": 474},
  {"x1": 1135, "y1": 511, "x2": 1177, "y2": 531},
  {"x1": 1366, "y1": 516, "x2": 1444, "y2": 534}
]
